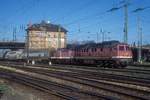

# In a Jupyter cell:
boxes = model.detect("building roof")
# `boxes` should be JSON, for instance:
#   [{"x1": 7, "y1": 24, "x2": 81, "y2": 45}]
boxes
[{"x1": 27, "y1": 21, "x2": 67, "y2": 33}]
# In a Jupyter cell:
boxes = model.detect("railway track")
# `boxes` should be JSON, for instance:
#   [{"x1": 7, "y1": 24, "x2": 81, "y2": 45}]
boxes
[
  {"x1": 0, "y1": 62, "x2": 150, "y2": 99},
  {"x1": 22, "y1": 63, "x2": 150, "y2": 79},
  {"x1": 131, "y1": 64, "x2": 150, "y2": 68},
  {"x1": 127, "y1": 66, "x2": 150, "y2": 71},
  {"x1": 1, "y1": 61, "x2": 150, "y2": 77},
  {"x1": 20, "y1": 66, "x2": 150, "y2": 87},
  {"x1": 2, "y1": 62, "x2": 150, "y2": 87},
  {"x1": 1, "y1": 61, "x2": 150, "y2": 84},
  {"x1": 0, "y1": 69, "x2": 113, "y2": 100},
  {"x1": 22, "y1": 68, "x2": 150, "y2": 99},
  {"x1": 53, "y1": 66, "x2": 150, "y2": 78},
  {"x1": 0, "y1": 70, "x2": 148, "y2": 100},
  {"x1": 28, "y1": 63, "x2": 150, "y2": 75},
  {"x1": 1, "y1": 61, "x2": 150, "y2": 86},
  {"x1": 1, "y1": 61, "x2": 150, "y2": 74},
  {"x1": 4, "y1": 63, "x2": 150, "y2": 86}
]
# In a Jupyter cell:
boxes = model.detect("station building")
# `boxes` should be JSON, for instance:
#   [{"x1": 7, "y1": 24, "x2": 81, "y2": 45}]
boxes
[{"x1": 26, "y1": 21, "x2": 67, "y2": 57}]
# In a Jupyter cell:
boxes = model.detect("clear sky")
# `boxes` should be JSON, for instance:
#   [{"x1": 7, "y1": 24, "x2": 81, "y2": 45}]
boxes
[{"x1": 0, "y1": 0, "x2": 149, "y2": 45}]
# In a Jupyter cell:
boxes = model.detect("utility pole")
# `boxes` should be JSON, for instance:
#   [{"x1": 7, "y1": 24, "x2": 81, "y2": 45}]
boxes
[
  {"x1": 57, "y1": 25, "x2": 61, "y2": 49},
  {"x1": 101, "y1": 29, "x2": 104, "y2": 42},
  {"x1": 107, "y1": 32, "x2": 111, "y2": 41},
  {"x1": 47, "y1": 34, "x2": 51, "y2": 56},
  {"x1": 96, "y1": 32, "x2": 99, "y2": 43},
  {"x1": 107, "y1": 0, "x2": 129, "y2": 43},
  {"x1": 13, "y1": 27, "x2": 17, "y2": 42},
  {"x1": 26, "y1": 30, "x2": 29, "y2": 63},
  {"x1": 137, "y1": 16, "x2": 142, "y2": 63},
  {"x1": 133, "y1": 7, "x2": 150, "y2": 63},
  {"x1": 124, "y1": 1, "x2": 128, "y2": 44},
  {"x1": 26, "y1": 22, "x2": 32, "y2": 64}
]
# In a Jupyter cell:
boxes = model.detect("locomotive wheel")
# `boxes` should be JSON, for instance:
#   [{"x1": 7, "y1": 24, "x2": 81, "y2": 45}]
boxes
[
  {"x1": 110, "y1": 61, "x2": 115, "y2": 68},
  {"x1": 103, "y1": 61, "x2": 108, "y2": 68},
  {"x1": 112, "y1": 61, "x2": 119, "y2": 68},
  {"x1": 120, "y1": 62, "x2": 127, "y2": 68}
]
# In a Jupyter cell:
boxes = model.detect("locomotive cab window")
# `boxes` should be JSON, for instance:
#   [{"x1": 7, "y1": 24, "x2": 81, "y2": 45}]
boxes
[{"x1": 119, "y1": 46, "x2": 125, "y2": 51}]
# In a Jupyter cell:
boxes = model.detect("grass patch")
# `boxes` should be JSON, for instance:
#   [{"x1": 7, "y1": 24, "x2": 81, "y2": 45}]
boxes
[{"x1": 0, "y1": 66, "x2": 17, "y2": 72}]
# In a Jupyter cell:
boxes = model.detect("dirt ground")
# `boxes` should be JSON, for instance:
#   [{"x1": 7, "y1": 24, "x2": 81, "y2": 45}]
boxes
[{"x1": 0, "y1": 78, "x2": 60, "y2": 100}]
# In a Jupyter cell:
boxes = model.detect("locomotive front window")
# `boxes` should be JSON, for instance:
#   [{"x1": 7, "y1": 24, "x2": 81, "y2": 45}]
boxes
[{"x1": 119, "y1": 46, "x2": 124, "y2": 51}]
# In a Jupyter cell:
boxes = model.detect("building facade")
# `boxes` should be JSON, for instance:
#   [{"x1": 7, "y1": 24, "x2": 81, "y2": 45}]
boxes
[{"x1": 26, "y1": 21, "x2": 67, "y2": 56}]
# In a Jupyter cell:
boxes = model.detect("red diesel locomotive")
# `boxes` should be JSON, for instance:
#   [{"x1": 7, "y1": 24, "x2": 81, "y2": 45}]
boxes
[{"x1": 50, "y1": 41, "x2": 133, "y2": 68}]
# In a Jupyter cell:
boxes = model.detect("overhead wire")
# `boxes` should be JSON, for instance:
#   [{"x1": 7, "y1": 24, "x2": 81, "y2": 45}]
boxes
[
  {"x1": 65, "y1": 0, "x2": 134, "y2": 42},
  {"x1": 0, "y1": 0, "x2": 40, "y2": 41},
  {"x1": 62, "y1": 0, "x2": 126, "y2": 27},
  {"x1": 52, "y1": 0, "x2": 96, "y2": 23}
]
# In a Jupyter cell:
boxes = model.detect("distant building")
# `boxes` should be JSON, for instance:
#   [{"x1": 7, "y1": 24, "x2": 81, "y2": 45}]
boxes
[{"x1": 26, "y1": 21, "x2": 67, "y2": 56}]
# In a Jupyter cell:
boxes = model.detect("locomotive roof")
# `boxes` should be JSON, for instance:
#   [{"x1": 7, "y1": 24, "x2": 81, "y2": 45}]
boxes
[{"x1": 67, "y1": 40, "x2": 121, "y2": 49}]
